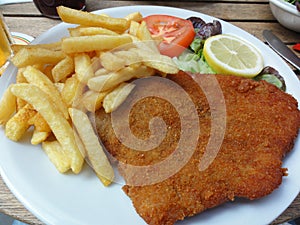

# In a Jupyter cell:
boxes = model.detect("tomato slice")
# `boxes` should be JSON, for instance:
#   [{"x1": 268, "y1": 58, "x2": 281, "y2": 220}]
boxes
[{"x1": 143, "y1": 15, "x2": 195, "y2": 57}]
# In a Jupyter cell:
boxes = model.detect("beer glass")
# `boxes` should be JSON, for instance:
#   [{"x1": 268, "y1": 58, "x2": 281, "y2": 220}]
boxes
[{"x1": 0, "y1": 12, "x2": 13, "y2": 76}]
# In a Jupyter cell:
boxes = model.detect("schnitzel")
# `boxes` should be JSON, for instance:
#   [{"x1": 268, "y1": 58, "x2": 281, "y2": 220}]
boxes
[{"x1": 95, "y1": 71, "x2": 300, "y2": 225}]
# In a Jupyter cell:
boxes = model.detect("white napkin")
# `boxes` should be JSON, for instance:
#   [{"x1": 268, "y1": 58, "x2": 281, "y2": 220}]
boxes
[{"x1": 0, "y1": 0, "x2": 32, "y2": 5}]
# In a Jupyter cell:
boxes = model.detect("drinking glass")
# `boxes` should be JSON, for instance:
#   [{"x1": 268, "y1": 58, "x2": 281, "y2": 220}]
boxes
[
  {"x1": 0, "y1": 12, "x2": 13, "y2": 76},
  {"x1": 33, "y1": 0, "x2": 86, "y2": 19}
]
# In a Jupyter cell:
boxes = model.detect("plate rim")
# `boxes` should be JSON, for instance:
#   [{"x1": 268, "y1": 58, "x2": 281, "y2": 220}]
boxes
[{"x1": 1, "y1": 5, "x2": 300, "y2": 225}]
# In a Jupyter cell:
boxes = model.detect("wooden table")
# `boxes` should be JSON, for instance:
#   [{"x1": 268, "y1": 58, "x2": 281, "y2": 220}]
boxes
[{"x1": 1, "y1": 1, "x2": 300, "y2": 224}]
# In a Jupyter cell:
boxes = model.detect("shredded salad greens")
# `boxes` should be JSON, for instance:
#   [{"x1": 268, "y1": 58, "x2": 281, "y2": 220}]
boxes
[
  {"x1": 173, "y1": 17, "x2": 221, "y2": 74},
  {"x1": 284, "y1": 0, "x2": 300, "y2": 11},
  {"x1": 172, "y1": 16, "x2": 286, "y2": 91}
]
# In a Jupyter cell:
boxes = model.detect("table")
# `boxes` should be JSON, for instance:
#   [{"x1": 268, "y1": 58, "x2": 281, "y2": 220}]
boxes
[{"x1": 1, "y1": 1, "x2": 300, "y2": 225}]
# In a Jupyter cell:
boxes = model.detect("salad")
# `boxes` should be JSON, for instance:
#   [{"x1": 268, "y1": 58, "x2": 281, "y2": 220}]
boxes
[
  {"x1": 143, "y1": 15, "x2": 286, "y2": 91},
  {"x1": 284, "y1": 0, "x2": 300, "y2": 11}
]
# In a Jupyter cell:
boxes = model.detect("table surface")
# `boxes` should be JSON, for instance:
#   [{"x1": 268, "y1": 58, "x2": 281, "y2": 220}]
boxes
[{"x1": 0, "y1": 0, "x2": 300, "y2": 225}]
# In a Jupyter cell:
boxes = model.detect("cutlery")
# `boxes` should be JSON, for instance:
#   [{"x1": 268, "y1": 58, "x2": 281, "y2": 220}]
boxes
[{"x1": 263, "y1": 30, "x2": 300, "y2": 71}]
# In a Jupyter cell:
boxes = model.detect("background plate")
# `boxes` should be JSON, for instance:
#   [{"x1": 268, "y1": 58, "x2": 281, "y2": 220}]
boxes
[{"x1": 0, "y1": 5, "x2": 300, "y2": 225}]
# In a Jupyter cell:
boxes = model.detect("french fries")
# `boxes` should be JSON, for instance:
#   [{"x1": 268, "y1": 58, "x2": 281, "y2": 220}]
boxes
[
  {"x1": 31, "y1": 130, "x2": 50, "y2": 145},
  {"x1": 61, "y1": 34, "x2": 133, "y2": 53},
  {"x1": 42, "y1": 141, "x2": 73, "y2": 173},
  {"x1": 88, "y1": 64, "x2": 155, "y2": 92},
  {"x1": 5, "y1": 104, "x2": 36, "y2": 141},
  {"x1": 52, "y1": 56, "x2": 74, "y2": 82},
  {"x1": 0, "y1": 85, "x2": 16, "y2": 125},
  {"x1": 103, "y1": 82, "x2": 135, "y2": 113},
  {"x1": 69, "y1": 108, "x2": 114, "y2": 186},
  {"x1": 68, "y1": 26, "x2": 119, "y2": 37},
  {"x1": 22, "y1": 66, "x2": 69, "y2": 119},
  {"x1": 0, "y1": 6, "x2": 179, "y2": 186},
  {"x1": 11, "y1": 41, "x2": 62, "y2": 54},
  {"x1": 10, "y1": 84, "x2": 84, "y2": 173},
  {"x1": 57, "y1": 6, "x2": 130, "y2": 33},
  {"x1": 81, "y1": 90, "x2": 108, "y2": 112},
  {"x1": 11, "y1": 48, "x2": 65, "y2": 68},
  {"x1": 74, "y1": 53, "x2": 95, "y2": 83}
]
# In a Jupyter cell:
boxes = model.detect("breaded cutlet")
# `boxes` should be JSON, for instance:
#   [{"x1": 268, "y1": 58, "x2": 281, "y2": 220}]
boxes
[{"x1": 95, "y1": 71, "x2": 300, "y2": 225}]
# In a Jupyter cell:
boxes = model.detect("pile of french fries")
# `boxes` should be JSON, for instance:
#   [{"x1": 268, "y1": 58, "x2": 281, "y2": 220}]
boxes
[{"x1": 0, "y1": 6, "x2": 179, "y2": 186}]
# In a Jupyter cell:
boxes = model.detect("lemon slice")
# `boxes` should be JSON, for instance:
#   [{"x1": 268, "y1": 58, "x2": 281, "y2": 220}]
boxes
[{"x1": 203, "y1": 34, "x2": 264, "y2": 78}]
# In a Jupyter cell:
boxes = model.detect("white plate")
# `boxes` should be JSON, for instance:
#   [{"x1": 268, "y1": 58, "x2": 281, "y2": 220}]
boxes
[{"x1": 1, "y1": 5, "x2": 300, "y2": 225}]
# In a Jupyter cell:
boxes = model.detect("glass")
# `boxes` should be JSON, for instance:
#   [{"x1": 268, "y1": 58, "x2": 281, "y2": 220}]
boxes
[
  {"x1": 33, "y1": 0, "x2": 86, "y2": 19},
  {"x1": 0, "y1": 12, "x2": 13, "y2": 76}
]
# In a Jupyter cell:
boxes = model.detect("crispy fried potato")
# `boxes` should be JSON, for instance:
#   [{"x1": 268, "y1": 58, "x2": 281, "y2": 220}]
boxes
[
  {"x1": 74, "y1": 53, "x2": 95, "y2": 83},
  {"x1": 61, "y1": 34, "x2": 133, "y2": 54},
  {"x1": 73, "y1": 130, "x2": 87, "y2": 158},
  {"x1": 124, "y1": 12, "x2": 143, "y2": 23},
  {"x1": 69, "y1": 108, "x2": 114, "y2": 186},
  {"x1": 91, "y1": 56, "x2": 102, "y2": 72},
  {"x1": 81, "y1": 90, "x2": 108, "y2": 112},
  {"x1": 57, "y1": 6, "x2": 130, "y2": 33},
  {"x1": 68, "y1": 26, "x2": 119, "y2": 37},
  {"x1": 88, "y1": 64, "x2": 155, "y2": 92},
  {"x1": 54, "y1": 82, "x2": 65, "y2": 93},
  {"x1": 131, "y1": 48, "x2": 179, "y2": 74},
  {"x1": 11, "y1": 41, "x2": 62, "y2": 54},
  {"x1": 28, "y1": 112, "x2": 51, "y2": 132},
  {"x1": 100, "y1": 51, "x2": 126, "y2": 71},
  {"x1": 10, "y1": 83, "x2": 84, "y2": 173},
  {"x1": 136, "y1": 21, "x2": 160, "y2": 54},
  {"x1": 23, "y1": 66, "x2": 69, "y2": 119},
  {"x1": 0, "y1": 85, "x2": 16, "y2": 125},
  {"x1": 114, "y1": 49, "x2": 141, "y2": 66},
  {"x1": 0, "y1": 7, "x2": 183, "y2": 185},
  {"x1": 94, "y1": 68, "x2": 109, "y2": 77},
  {"x1": 61, "y1": 76, "x2": 85, "y2": 108},
  {"x1": 15, "y1": 69, "x2": 28, "y2": 110},
  {"x1": 42, "y1": 141, "x2": 72, "y2": 173},
  {"x1": 5, "y1": 104, "x2": 36, "y2": 141},
  {"x1": 31, "y1": 129, "x2": 50, "y2": 145},
  {"x1": 52, "y1": 56, "x2": 74, "y2": 82},
  {"x1": 103, "y1": 82, "x2": 135, "y2": 113},
  {"x1": 129, "y1": 21, "x2": 140, "y2": 36},
  {"x1": 41, "y1": 64, "x2": 55, "y2": 82},
  {"x1": 11, "y1": 48, "x2": 65, "y2": 68}
]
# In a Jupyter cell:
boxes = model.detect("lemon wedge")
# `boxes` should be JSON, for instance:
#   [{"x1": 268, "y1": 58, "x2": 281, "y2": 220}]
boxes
[{"x1": 203, "y1": 34, "x2": 264, "y2": 78}]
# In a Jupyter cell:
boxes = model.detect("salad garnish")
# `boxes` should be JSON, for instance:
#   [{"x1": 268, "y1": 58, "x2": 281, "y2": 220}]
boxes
[
  {"x1": 284, "y1": 0, "x2": 300, "y2": 11},
  {"x1": 170, "y1": 16, "x2": 286, "y2": 91}
]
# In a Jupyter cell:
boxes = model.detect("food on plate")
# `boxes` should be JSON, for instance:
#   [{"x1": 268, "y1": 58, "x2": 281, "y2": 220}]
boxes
[
  {"x1": 11, "y1": 47, "x2": 65, "y2": 68},
  {"x1": 0, "y1": 6, "x2": 178, "y2": 186},
  {"x1": 254, "y1": 66, "x2": 286, "y2": 91},
  {"x1": 187, "y1": 16, "x2": 222, "y2": 40},
  {"x1": 61, "y1": 34, "x2": 133, "y2": 54},
  {"x1": 69, "y1": 108, "x2": 114, "y2": 186},
  {"x1": 0, "y1": 6, "x2": 299, "y2": 224},
  {"x1": 203, "y1": 34, "x2": 264, "y2": 78},
  {"x1": 284, "y1": 0, "x2": 300, "y2": 11},
  {"x1": 10, "y1": 83, "x2": 84, "y2": 173},
  {"x1": 143, "y1": 15, "x2": 195, "y2": 57},
  {"x1": 102, "y1": 82, "x2": 136, "y2": 113},
  {"x1": 172, "y1": 16, "x2": 285, "y2": 89},
  {"x1": 11, "y1": 41, "x2": 62, "y2": 53},
  {"x1": 95, "y1": 71, "x2": 300, "y2": 225},
  {"x1": 0, "y1": 85, "x2": 16, "y2": 124},
  {"x1": 57, "y1": 6, "x2": 130, "y2": 33}
]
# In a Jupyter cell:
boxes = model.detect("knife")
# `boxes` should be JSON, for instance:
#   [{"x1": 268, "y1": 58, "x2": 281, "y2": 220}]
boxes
[{"x1": 263, "y1": 30, "x2": 300, "y2": 71}]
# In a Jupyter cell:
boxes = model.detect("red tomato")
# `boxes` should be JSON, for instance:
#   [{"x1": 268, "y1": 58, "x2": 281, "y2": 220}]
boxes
[
  {"x1": 293, "y1": 43, "x2": 300, "y2": 52},
  {"x1": 143, "y1": 15, "x2": 195, "y2": 57}
]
